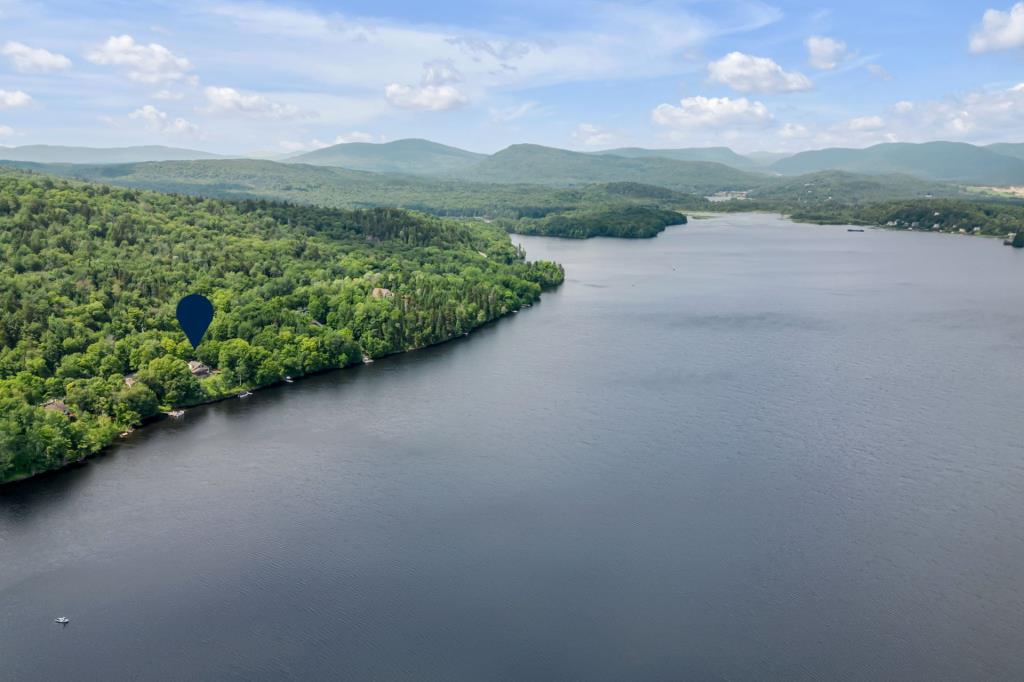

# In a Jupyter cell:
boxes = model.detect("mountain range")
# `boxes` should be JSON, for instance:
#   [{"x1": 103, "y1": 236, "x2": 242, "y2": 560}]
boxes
[
  {"x1": 4, "y1": 138, "x2": 1024, "y2": 189},
  {"x1": 0, "y1": 144, "x2": 224, "y2": 164}
]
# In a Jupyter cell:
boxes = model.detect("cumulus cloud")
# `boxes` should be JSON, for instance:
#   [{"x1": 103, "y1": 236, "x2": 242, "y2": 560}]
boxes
[
  {"x1": 0, "y1": 125, "x2": 13, "y2": 137},
  {"x1": 970, "y1": 3, "x2": 1024, "y2": 52},
  {"x1": 203, "y1": 86, "x2": 304, "y2": 118},
  {"x1": 572, "y1": 123, "x2": 613, "y2": 146},
  {"x1": 707, "y1": 52, "x2": 811, "y2": 93},
  {"x1": 385, "y1": 60, "x2": 470, "y2": 111},
  {"x1": 385, "y1": 83, "x2": 468, "y2": 110},
  {"x1": 866, "y1": 64, "x2": 893, "y2": 80},
  {"x1": 846, "y1": 115, "x2": 886, "y2": 131},
  {"x1": 652, "y1": 95, "x2": 772, "y2": 128},
  {"x1": 87, "y1": 35, "x2": 192, "y2": 83},
  {"x1": 279, "y1": 131, "x2": 378, "y2": 152},
  {"x1": 2, "y1": 42, "x2": 71, "y2": 72},
  {"x1": 892, "y1": 100, "x2": 915, "y2": 114},
  {"x1": 129, "y1": 104, "x2": 197, "y2": 134},
  {"x1": 0, "y1": 90, "x2": 31, "y2": 108},
  {"x1": 806, "y1": 36, "x2": 847, "y2": 70}
]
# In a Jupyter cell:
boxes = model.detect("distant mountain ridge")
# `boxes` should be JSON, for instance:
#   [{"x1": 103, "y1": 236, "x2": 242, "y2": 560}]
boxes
[
  {"x1": 288, "y1": 138, "x2": 486, "y2": 175},
  {"x1": 591, "y1": 146, "x2": 763, "y2": 171},
  {"x1": 453, "y1": 144, "x2": 763, "y2": 194},
  {"x1": 770, "y1": 141, "x2": 1024, "y2": 185},
  {"x1": 0, "y1": 144, "x2": 224, "y2": 164}
]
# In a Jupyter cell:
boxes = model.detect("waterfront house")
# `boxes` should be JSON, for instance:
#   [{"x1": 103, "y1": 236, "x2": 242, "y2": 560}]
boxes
[
  {"x1": 188, "y1": 361, "x2": 212, "y2": 377},
  {"x1": 41, "y1": 399, "x2": 75, "y2": 419}
]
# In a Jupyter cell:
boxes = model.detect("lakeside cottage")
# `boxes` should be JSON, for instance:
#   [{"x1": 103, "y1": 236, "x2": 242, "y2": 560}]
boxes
[
  {"x1": 41, "y1": 399, "x2": 75, "y2": 419},
  {"x1": 188, "y1": 361, "x2": 212, "y2": 377}
]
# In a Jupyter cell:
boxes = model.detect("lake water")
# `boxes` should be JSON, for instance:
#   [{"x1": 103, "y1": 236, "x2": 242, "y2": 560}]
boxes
[{"x1": 3, "y1": 214, "x2": 1024, "y2": 680}]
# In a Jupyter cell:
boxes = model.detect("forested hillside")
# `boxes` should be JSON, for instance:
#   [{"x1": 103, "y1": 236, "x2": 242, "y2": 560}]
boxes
[
  {"x1": 0, "y1": 171, "x2": 563, "y2": 483},
  {"x1": 503, "y1": 206, "x2": 685, "y2": 238},
  {"x1": 460, "y1": 144, "x2": 761, "y2": 193},
  {"x1": 0, "y1": 160, "x2": 712, "y2": 236},
  {"x1": 770, "y1": 142, "x2": 1024, "y2": 185},
  {"x1": 288, "y1": 138, "x2": 485, "y2": 175}
]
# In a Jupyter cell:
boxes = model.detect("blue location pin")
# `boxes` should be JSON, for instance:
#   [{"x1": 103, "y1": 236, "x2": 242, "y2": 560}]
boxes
[{"x1": 176, "y1": 294, "x2": 214, "y2": 349}]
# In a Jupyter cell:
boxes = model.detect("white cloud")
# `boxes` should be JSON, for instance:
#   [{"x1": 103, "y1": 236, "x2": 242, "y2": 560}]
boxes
[
  {"x1": 2, "y1": 42, "x2": 71, "y2": 72},
  {"x1": 652, "y1": 95, "x2": 773, "y2": 128},
  {"x1": 0, "y1": 125, "x2": 13, "y2": 137},
  {"x1": 385, "y1": 60, "x2": 470, "y2": 111},
  {"x1": 279, "y1": 131, "x2": 378, "y2": 152},
  {"x1": 846, "y1": 115, "x2": 885, "y2": 131},
  {"x1": 87, "y1": 35, "x2": 192, "y2": 83},
  {"x1": 892, "y1": 100, "x2": 915, "y2": 114},
  {"x1": 572, "y1": 123, "x2": 613, "y2": 146},
  {"x1": 201, "y1": 2, "x2": 780, "y2": 96},
  {"x1": 203, "y1": 86, "x2": 305, "y2": 119},
  {"x1": 970, "y1": 3, "x2": 1024, "y2": 52},
  {"x1": 806, "y1": 36, "x2": 847, "y2": 70},
  {"x1": 707, "y1": 52, "x2": 811, "y2": 93},
  {"x1": 384, "y1": 83, "x2": 468, "y2": 110},
  {"x1": 422, "y1": 59, "x2": 463, "y2": 86},
  {"x1": 129, "y1": 104, "x2": 198, "y2": 134},
  {"x1": 334, "y1": 131, "x2": 374, "y2": 143},
  {"x1": 866, "y1": 64, "x2": 892, "y2": 80},
  {"x1": 780, "y1": 123, "x2": 812, "y2": 139},
  {"x1": 153, "y1": 89, "x2": 184, "y2": 101},
  {"x1": 0, "y1": 90, "x2": 31, "y2": 108},
  {"x1": 489, "y1": 101, "x2": 538, "y2": 123}
]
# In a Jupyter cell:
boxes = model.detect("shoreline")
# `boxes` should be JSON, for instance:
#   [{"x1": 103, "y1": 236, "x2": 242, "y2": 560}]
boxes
[{"x1": 0, "y1": 297, "x2": 546, "y2": 489}]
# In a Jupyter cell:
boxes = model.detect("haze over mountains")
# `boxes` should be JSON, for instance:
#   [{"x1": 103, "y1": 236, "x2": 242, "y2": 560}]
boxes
[
  {"x1": 288, "y1": 139, "x2": 485, "y2": 175},
  {"x1": 769, "y1": 142, "x2": 1024, "y2": 185},
  {"x1": 0, "y1": 145, "x2": 225, "y2": 164},
  {"x1": 3, "y1": 138, "x2": 1024, "y2": 193}
]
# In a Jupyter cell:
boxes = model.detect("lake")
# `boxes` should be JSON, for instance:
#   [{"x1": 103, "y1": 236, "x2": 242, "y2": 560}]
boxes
[{"x1": 2, "y1": 213, "x2": 1024, "y2": 680}]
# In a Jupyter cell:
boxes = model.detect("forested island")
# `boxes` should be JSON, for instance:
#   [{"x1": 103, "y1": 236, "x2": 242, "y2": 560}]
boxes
[
  {"x1": 502, "y1": 206, "x2": 685, "y2": 239},
  {"x1": 0, "y1": 171, "x2": 564, "y2": 484}
]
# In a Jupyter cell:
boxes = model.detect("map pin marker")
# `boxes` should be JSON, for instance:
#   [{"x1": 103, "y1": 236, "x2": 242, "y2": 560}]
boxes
[{"x1": 176, "y1": 294, "x2": 214, "y2": 350}]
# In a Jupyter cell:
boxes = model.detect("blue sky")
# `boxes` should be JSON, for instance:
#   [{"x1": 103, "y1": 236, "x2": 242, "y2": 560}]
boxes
[{"x1": 0, "y1": 0, "x2": 1022, "y2": 154}]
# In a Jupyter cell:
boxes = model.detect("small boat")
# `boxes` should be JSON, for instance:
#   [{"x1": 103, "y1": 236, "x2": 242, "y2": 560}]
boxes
[
  {"x1": 847, "y1": 228, "x2": 865, "y2": 232},
  {"x1": 55, "y1": 617, "x2": 69, "y2": 624},
  {"x1": 168, "y1": 410, "x2": 185, "y2": 418},
  {"x1": 362, "y1": 355, "x2": 374, "y2": 364},
  {"x1": 284, "y1": 376, "x2": 294, "y2": 383},
  {"x1": 237, "y1": 391, "x2": 253, "y2": 398}
]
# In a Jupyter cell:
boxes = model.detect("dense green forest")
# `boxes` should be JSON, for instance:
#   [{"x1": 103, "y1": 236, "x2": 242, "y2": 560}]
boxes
[
  {"x1": 503, "y1": 206, "x2": 685, "y2": 238},
  {"x1": 0, "y1": 170, "x2": 564, "y2": 484},
  {"x1": 0, "y1": 160, "x2": 711, "y2": 238}
]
